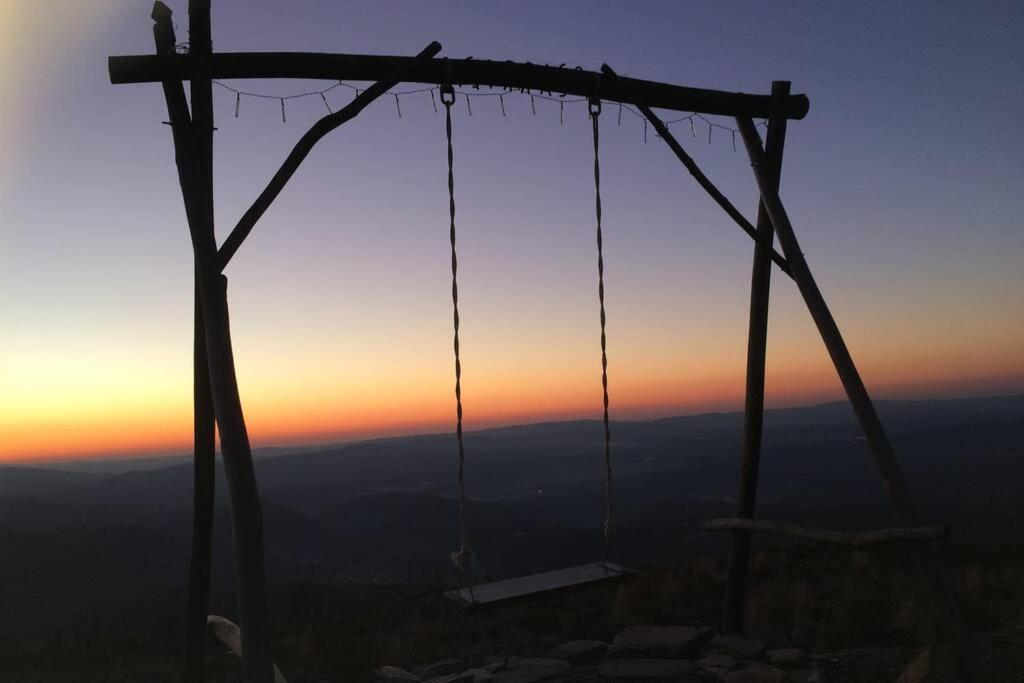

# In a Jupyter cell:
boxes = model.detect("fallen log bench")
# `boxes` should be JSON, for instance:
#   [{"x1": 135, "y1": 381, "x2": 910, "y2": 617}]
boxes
[{"x1": 703, "y1": 518, "x2": 949, "y2": 546}]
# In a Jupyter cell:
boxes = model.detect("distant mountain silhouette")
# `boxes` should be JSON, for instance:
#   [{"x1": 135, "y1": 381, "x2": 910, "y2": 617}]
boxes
[{"x1": 0, "y1": 395, "x2": 1021, "y2": 638}]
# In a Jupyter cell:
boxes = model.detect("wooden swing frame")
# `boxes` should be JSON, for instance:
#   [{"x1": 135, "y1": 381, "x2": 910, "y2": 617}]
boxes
[{"x1": 108, "y1": 3, "x2": 967, "y2": 681}]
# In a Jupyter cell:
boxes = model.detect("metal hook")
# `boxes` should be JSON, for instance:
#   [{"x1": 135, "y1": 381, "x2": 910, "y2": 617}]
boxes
[{"x1": 439, "y1": 83, "x2": 455, "y2": 107}]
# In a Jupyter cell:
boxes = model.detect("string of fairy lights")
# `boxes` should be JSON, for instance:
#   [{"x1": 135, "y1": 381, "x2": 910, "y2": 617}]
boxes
[{"x1": 209, "y1": 75, "x2": 768, "y2": 151}]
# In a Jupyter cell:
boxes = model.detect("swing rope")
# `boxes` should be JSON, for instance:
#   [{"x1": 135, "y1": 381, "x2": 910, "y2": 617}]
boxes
[
  {"x1": 442, "y1": 84, "x2": 472, "y2": 585},
  {"x1": 590, "y1": 97, "x2": 616, "y2": 561}
]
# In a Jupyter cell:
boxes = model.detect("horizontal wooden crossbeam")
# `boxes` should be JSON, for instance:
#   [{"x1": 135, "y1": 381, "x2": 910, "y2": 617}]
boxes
[
  {"x1": 704, "y1": 518, "x2": 949, "y2": 546},
  {"x1": 108, "y1": 52, "x2": 809, "y2": 120}
]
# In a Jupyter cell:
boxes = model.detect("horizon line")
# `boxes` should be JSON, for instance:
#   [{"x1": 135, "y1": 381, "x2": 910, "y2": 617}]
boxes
[{"x1": 7, "y1": 388, "x2": 1022, "y2": 468}]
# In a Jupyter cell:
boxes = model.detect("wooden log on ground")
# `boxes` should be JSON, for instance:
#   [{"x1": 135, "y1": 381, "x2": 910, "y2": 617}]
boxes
[
  {"x1": 704, "y1": 519, "x2": 949, "y2": 546},
  {"x1": 107, "y1": 52, "x2": 810, "y2": 120}
]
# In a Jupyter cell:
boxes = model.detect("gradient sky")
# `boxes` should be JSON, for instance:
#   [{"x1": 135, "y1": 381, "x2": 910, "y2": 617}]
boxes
[{"x1": 2, "y1": 1, "x2": 1022, "y2": 462}]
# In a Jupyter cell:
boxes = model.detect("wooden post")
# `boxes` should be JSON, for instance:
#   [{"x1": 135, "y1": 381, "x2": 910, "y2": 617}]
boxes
[
  {"x1": 184, "y1": 283, "x2": 216, "y2": 683},
  {"x1": 196, "y1": 268, "x2": 275, "y2": 683},
  {"x1": 723, "y1": 81, "x2": 790, "y2": 634},
  {"x1": 186, "y1": 2, "x2": 275, "y2": 682},
  {"x1": 734, "y1": 117, "x2": 919, "y2": 526},
  {"x1": 150, "y1": 5, "x2": 216, "y2": 681}
]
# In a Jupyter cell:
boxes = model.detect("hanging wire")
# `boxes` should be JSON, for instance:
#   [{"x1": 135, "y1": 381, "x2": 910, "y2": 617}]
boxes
[{"x1": 210, "y1": 77, "x2": 766, "y2": 152}]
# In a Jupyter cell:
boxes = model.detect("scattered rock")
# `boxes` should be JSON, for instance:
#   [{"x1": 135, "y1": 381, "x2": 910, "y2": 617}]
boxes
[
  {"x1": 766, "y1": 648, "x2": 805, "y2": 665},
  {"x1": 494, "y1": 658, "x2": 570, "y2": 683},
  {"x1": 482, "y1": 656, "x2": 509, "y2": 671},
  {"x1": 896, "y1": 645, "x2": 959, "y2": 683},
  {"x1": 425, "y1": 672, "x2": 475, "y2": 683},
  {"x1": 375, "y1": 666, "x2": 421, "y2": 682},
  {"x1": 724, "y1": 663, "x2": 788, "y2": 683},
  {"x1": 787, "y1": 665, "x2": 824, "y2": 683},
  {"x1": 611, "y1": 625, "x2": 712, "y2": 659},
  {"x1": 417, "y1": 659, "x2": 467, "y2": 679},
  {"x1": 712, "y1": 634, "x2": 769, "y2": 660},
  {"x1": 599, "y1": 658, "x2": 699, "y2": 681},
  {"x1": 698, "y1": 652, "x2": 738, "y2": 679},
  {"x1": 545, "y1": 639, "x2": 608, "y2": 663}
]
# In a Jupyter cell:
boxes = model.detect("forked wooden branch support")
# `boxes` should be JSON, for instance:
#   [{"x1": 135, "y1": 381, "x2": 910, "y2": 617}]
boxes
[
  {"x1": 207, "y1": 616, "x2": 289, "y2": 683},
  {"x1": 216, "y1": 40, "x2": 443, "y2": 270},
  {"x1": 600, "y1": 64, "x2": 793, "y2": 279},
  {"x1": 704, "y1": 518, "x2": 949, "y2": 546}
]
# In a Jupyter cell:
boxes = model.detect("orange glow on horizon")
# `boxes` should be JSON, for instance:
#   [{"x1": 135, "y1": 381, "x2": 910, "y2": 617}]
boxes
[{"x1": 4, "y1": 355, "x2": 1021, "y2": 463}]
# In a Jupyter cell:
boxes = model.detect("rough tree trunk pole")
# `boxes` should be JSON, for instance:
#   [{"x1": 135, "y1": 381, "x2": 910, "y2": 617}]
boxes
[
  {"x1": 149, "y1": 5, "x2": 216, "y2": 681},
  {"x1": 187, "y1": 2, "x2": 276, "y2": 682},
  {"x1": 723, "y1": 81, "x2": 790, "y2": 634},
  {"x1": 184, "y1": 283, "x2": 217, "y2": 683}
]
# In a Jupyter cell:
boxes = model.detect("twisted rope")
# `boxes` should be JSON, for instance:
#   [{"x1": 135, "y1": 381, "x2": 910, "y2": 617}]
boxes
[
  {"x1": 590, "y1": 98, "x2": 616, "y2": 559},
  {"x1": 442, "y1": 87, "x2": 473, "y2": 584}
]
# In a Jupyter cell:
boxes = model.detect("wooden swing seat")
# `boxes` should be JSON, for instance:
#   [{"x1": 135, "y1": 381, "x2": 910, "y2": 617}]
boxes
[{"x1": 445, "y1": 561, "x2": 633, "y2": 607}]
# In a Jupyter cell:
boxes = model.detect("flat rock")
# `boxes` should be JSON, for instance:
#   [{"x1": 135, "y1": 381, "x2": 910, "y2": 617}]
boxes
[
  {"x1": 599, "y1": 659, "x2": 700, "y2": 681},
  {"x1": 375, "y1": 666, "x2": 421, "y2": 682},
  {"x1": 611, "y1": 625, "x2": 712, "y2": 659},
  {"x1": 698, "y1": 653, "x2": 738, "y2": 679},
  {"x1": 482, "y1": 657, "x2": 509, "y2": 670},
  {"x1": 766, "y1": 648, "x2": 805, "y2": 665},
  {"x1": 494, "y1": 658, "x2": 570, "y2": 683},
  {"x1": 545, "y1": 639, "x2": 608, "y2": 663},
  {"x1": 426, "y1": 673, "x2": 476, "y2": 683},
  {"x1": 787, "y1": 666, "x2": 824, "y2": 683},
  {"x1": 417, "y1": 659, "x2": 466, "y2": 679},
  {"x1": 712, "y1": 634, "x2": 769, "y2": 660},
  {"x1": 896, "y1": 645, "x2": 959, "y2": 683},
  {"x1": 724, "y1": 663, "x2": 788, "y2": 683}
]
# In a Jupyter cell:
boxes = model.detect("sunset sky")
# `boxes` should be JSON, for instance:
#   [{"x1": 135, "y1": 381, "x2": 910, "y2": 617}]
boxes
[{"x1": 2, "y1": 1, "x2": 1022, "y2": 462}]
